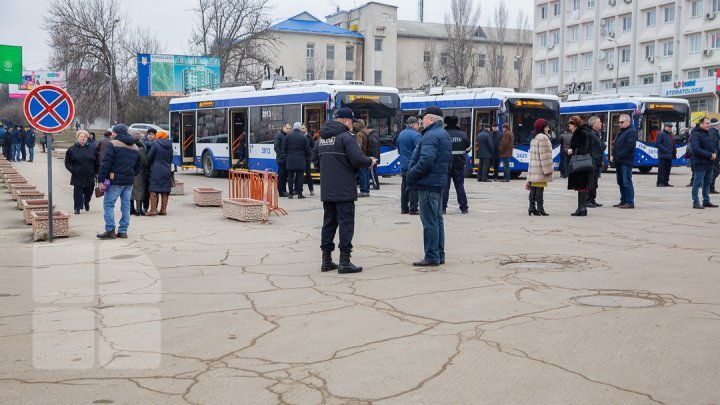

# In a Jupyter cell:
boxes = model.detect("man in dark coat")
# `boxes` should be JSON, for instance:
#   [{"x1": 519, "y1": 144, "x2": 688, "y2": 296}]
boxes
[
  {"x1": 656, "y1": 123, "x2": 675, "y2": 188},
  {"x1": 709, "y1": 119, "x2": 720, "y2": 193},
  {"x1": 10, "y1": 125, "x2": 22, "y2": 162},
  {"x1": 408, "y1": 106, "x2": 452, "y2": 266},
  {"x1": 283, "y1": 122, "x2": 311, "y2": 199},
  {"x1": 442, "y1": 116, "x2": 469, "y2": 214},
  {"x1": 612, "y1": 114, "x2": 637, "y2": 209},
  {"x1": 313, "y1": 107, "x2": 376, "y2": 274},
  {"x1": 23, "y1": 125, "x2": 35, "y2": 162},
  {"x1": 559, "y1": 130, "x2": 573, "y2": 178},
  {"x1": 367, "y1": 126, "x2": 381, "y2": 189},
  {"x1": 96, "y1": 124, "x2": 142, "y2": 239},
  {"x1": 397, "y1": 116, "x2": 421, "y2": 214},
  {"x1": 301, "y1": 124, "x2": 315, "y2": 196},
  {"x1": 490, "y1": 124, "x2": 502, "y2": 180},
  {"x1": 587, "y1": 116, "x2": 605, "y2": 207},
  {"x1": 273, "y1": 123, "x2": 291, "y2": 197},
  {"x1": 690, "y1": 117, "x2": 719, "y2": 209},
  {"x1": 146, "y1": 131, "x2": 174, "y2": 216},
  {"x1": 475, "y1": 124, "x2": 494, "y2": 182},
  {"x1": 64, "y1": 130, "x2": 98, "y2": 214}
]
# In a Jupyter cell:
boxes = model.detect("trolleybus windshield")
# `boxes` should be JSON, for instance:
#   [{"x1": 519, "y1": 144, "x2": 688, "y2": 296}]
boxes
[{"x1": 507, "y1": 98, "x2": 561, "y2": 144}]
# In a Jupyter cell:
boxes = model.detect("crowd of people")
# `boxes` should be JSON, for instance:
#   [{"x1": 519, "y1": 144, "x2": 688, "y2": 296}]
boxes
[{"x1": 0, "y1": 121, "x2": 38, "y2": 162}]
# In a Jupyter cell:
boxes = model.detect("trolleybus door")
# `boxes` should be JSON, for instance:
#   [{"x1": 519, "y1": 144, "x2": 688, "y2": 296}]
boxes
[
  {"x1": 303, "y1": 105, "x2": 326, "y2": 138},
  {"x1": 230, "y1": 109, "x2": 248, "y2": 169},
  {"x1": 181, "y1": 112, "x2": 196, "y2": 167}
]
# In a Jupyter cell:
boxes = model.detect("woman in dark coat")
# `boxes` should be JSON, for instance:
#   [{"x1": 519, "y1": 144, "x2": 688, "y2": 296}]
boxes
[
  {"x1": 131, "y1": 134, "x2": 149, "y2": 216},
  {"x1": 146, "y1": 131, "x2": 174, "y2": 216},
  {"x1": 566, "y1": 115, "x2": 596, "y2": 217},
  {"x1": 64, "y1": 130, "x2": 98, "y2": 214}
]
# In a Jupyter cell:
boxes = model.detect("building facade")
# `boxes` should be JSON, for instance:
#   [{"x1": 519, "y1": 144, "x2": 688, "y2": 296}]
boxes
[
  {"x1": 268, "y1": 2, "x2": 533, "y2": 91},
  {"x1": 533, "y1": 0, "x2": 720, "y2": 112}
]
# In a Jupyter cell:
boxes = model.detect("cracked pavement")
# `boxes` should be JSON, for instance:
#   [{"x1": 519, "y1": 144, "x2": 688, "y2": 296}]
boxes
[{"x1": 1, "y1": 155, "x2": 719, "y2": 405}]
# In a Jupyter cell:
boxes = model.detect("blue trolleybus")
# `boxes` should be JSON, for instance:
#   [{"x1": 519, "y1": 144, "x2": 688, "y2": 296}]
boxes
[
  {"x1": 168, "y1": 80, "x2": 402, "y2": 177},
  {"x1": 560, "y1": 94, "x2": 691, "y2": 172},
  {"x1": 400, "y1": 88, "x2": 561, "y2": 177}
]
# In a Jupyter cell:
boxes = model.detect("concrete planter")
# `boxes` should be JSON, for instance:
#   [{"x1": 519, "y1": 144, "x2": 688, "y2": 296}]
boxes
[
  {"x1": 170, "y1": 179, "x2": 184, "y2": 195},
  {"x1": 5, "y1": 178, "x2": 27, "y2": 190},
  {"x1": 16, "y1": 191, "x2": 46, "y2": 210},
  {"x1": 31, "y1": 210, "x2": 70, "y2": 241},
  {"x1": 1, "y1": 174, "x2": 23, "y2": 183},
  {"x1": 1, "y1": 170, "x2": 20, "y2": 179},
  {"x1": 222, "y1": 198, "x2": 268, "y2": 222},
  {"x1": 193, "y1": 187, "x2": 222, "y2": 206},
  {"x1": 10, "y1": 183, "x2": 37, "y2": 200},
  {"x1": 22, "y1": 199, "x2": 55, "y2": 225},
  {"x1": 52, "y1": 149, "x2": 67, "y2": 160}
]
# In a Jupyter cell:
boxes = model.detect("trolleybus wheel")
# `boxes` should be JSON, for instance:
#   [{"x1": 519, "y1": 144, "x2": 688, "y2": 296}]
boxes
[
  {"x1": 202, "y1": 152, "x2": 221, "y2": 178},
  {"x1": 638, "y1": 166, "x2": 652, "y2": 174}
]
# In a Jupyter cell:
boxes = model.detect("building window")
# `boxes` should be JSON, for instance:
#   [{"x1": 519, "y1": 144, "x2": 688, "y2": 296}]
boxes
[
  {"x1": 478, "y1": 53, "x2": 486, "y2": 67},
  {"x1": 547, "y1": 86, "x2": 558, "y2": 94},
  {"x1": 541, "y1": 6, "x2": 548, "y2": 19},
  {"x1": 374, "y1": 38, "x2": 383, "y2": 51},
  {"x1": 346, "y1": 45, "x2": 354, "y2": 61},
  {"x1": 622, "y1": 15, "x2": 632, "y2": 32},
  {"x1": 326, "y1": 44, "x2": 335, "y2": 60},
  {"x1": 606, "y1": 19, "x2": 615, "y2": 35},
  {"x1": 374, "y1": 70, "x2": 382, "y2": 85},
  {"x1": 642, "y1": 75, "x2": 654, "y2": 84},
  {"x1": 553, "y1": 2, "x2": 561, "y2": 16},
  {"x1": 495, "y1": 55, "x2": 504, "y2": 68},
  {"x1": 645, "y1": 9, "x2": 656, "y2": 27},
  {"x1": 326, "y1": 70, "x2": 334, "y2": 80},
  {"x1": 661, "y1": 72, "x2": 672, "y2": 82},
  {"x1": 585, "y1": 23, "x2": 594, "y2": 39},
  {"x1": 710, "y1": 31, "x2": 720, "y2": 49},
  {"x1": 708, "y1": 67, "x2": 719, "y2": 77},
  {"x1": 552, "y1": 30, "x2": 560, "y2": 45},
  {"x1": 687, "y1": 69, "x2": 700, "y2": 79},
  {"x1": 587, "y1": 0, "x2": 595, "y2": 8},
  {"x1": 663, "y1": 6, "x2": 675, "y2": 23},
  {"x1": 423, "y1": 51, "x2": 431, "y2": 66},
  {"x1": 570, "y1": 26, "x2": 579, "y2": 42},
  {"x1": 714, "y1": 0, "x2": 720, "y2": 13},
  {"x1": 345, "y1": 71, "x2": 353, "y2": 80},
  {"x1": 619, "y1": 78, "x2": 630, "y2": 87},
  {"x1": 540, "y1": 33, "x2": 548, "y2": 48},
  {"x1": 440, "y1": 52, "x2": 449, "y2": 66},
  {"x1": 551, "y1": 59, "x2": 559, "y2": 75},
  {"x1": 644, "y1": 43, "x2": 655, "y2": 59},
  {"x1": 306, "y1": 43, "x2": 315, "y2": 58},
  {"x1": 584, "y1": 53, "x2": 593, "y2": 70},
  {"x1": 690, "y1": 99, "x2": 714, "y2": 112},
  {"x1": 513, "y1": 59, "x2": 521, "y2": 70},
  {"x1": 620, "y1": 47, "x2": 631, "y2": 63},
  {"x1": 691, "y1": 1, "x2": 702, "y2": 17},
  {"x1": 568, "y1": 55, "x2": 578, "y2": 72},
  {"x1": 539, "y1": 61, "x2": 546, "y2": 77},
  {"x1": 662, "y1": 40, "x2": 673, "y2": 56},
  {"x1": 690, "y1": 34, "x2": 701, "y2": 53},
  {"x1": 306, "y1": 71, "x2": 315, "y2": 81},
  {"x1": 572, "y1": 0, "x2": 580, "y2": 11}
]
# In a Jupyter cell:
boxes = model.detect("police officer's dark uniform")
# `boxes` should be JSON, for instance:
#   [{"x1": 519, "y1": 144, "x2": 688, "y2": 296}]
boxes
[
  {"x1": 442, "y1": 116, "x2": 470, "y2": 214},
  {"x1": 314, "y1": 108, "x2": 375, "y2": 274}
]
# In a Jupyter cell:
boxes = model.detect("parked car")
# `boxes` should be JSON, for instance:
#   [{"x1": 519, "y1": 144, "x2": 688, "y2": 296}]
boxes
[{"x1": 128, "y1": 123, "x2": 165, "y2": 137}]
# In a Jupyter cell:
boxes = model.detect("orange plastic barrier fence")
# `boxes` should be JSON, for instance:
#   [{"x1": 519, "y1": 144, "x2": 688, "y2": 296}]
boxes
[{"x1": 228, "y1": 169, "x2": 287, "y2": 215}]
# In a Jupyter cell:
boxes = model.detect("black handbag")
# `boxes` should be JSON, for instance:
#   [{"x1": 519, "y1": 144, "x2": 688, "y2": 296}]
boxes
[{"x1": 569, "y1": 154, "x2": 593, "y2": 173}]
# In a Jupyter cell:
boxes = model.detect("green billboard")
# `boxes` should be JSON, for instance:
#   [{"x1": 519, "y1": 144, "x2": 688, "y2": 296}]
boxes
[{"x1": 0, "y1": 45, "x2": 22, "y2": 85}]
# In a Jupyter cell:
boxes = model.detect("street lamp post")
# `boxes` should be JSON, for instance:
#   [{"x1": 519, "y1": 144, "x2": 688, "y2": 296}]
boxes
[
  {"x1": 108, "y1": 18, "x2": 119, "y2": 127},
  {"x1": 607, "y1": 37, "x2": 620, "y2": 94}
]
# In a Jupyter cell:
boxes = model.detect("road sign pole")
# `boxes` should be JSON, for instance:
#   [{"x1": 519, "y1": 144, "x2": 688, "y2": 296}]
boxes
[{"x1": 47, "y1": 134, "x2": 53, "y2": 243}]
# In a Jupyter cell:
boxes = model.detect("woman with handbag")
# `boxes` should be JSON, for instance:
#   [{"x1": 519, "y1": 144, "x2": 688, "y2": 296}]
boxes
[
  {"x1": 566, "y1": 116, "x2": 596, "y2": 216},
  {"x1": 527, "y1": 119, "x2": 554, "y2": 216},
  {"x1": 64, "y1": 130, "x2": 98, "y2": 214}
]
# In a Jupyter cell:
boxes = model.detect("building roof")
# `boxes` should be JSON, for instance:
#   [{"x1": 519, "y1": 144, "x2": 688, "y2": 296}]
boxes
[
  {"x1": 396, "y1": 21, "x2": 531, "y2": 45},
  {"x1": 271, "y1": 12, "x2": 363, "y2": 38},
  {"x1": 326, "y1": 2, "x2": 398, "y2": 19}
]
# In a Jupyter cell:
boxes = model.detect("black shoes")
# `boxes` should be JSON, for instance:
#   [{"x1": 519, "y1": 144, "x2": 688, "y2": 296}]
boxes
[
  {"x1": 74, "y1": 210, "x2": 80, "y2": 214},
  {"x1": 297, "y1": 194, "x2": 306, "y2": 199},
  {"x1": 693, "y1": 203, "x2": 705, "y2": 209},
  {"x1": 321, "y1": 251, "x2": 339, "y2": 272},
  {"x1": 409, "y1": 211, "x2": 419, "y2": 215},
  {"x1": 703, "y1": 202, "x2": 719, "y2": 208},
  {"x1": 338, "y1": 251, "x2": 362, "y2": 273},
  {"x1": 97, "y1": 229, "x2": 117, "y2": 239},
  {"x1": 401, "y1": 210, "x2": 409, "y2": 214},
  {"x1": 412, "y1": 259, "x2": 440, "y2": 267},
  {"x1": 618, "y1": 203, "x2": 635, "y2": 209},
  {"x1": 85, "y1": 202, "x2": 90, "y2": 211},
  {"x1": 117, "y1": 233, "x2": 128, "y2": 239},
  {"x1": 288, "y1": 194, "x2": 294, "y2": 199}
]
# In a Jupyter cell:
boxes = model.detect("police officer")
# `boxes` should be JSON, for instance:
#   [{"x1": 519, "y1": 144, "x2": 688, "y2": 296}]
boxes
[
  {"x1": 314, "y1": 107, "x2": 376, "y2": 274},
  {"x1": 442, "y1": 116, "x2": 469, "y2": 214}
]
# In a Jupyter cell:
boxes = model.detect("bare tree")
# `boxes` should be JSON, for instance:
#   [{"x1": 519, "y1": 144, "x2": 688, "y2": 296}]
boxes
[
  {"x1": 443, "y1": 0, "x2": 482, "y2": 87},
  {"x1": 44, "y1": 0, "x2": 128, "y2": 123},
  {"x1": 514, "y1": 10, "x2": 532, "y2": 92},
  {"x1": 486, "y1": 0, "x2": 509, "y2": 87},
  {"x1": 190, "y1": 0, "x2": 276, "y2": 85}
]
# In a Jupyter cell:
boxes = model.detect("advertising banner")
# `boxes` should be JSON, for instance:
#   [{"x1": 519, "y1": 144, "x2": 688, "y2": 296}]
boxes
[
  {"x1": 0, "y1": 44, "x2": 22, "y2": 85},
  {"x1": 137, "y1": 53, "x2": 221, "y2": 97},
  {"x1": 9, "y1": 70, "x2": 66, "y2": 99}
]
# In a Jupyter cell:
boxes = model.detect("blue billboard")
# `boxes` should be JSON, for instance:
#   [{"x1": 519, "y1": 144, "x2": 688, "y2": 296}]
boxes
[{"x1": 137, "y1": 53, "x2": 221, "y2": 96}]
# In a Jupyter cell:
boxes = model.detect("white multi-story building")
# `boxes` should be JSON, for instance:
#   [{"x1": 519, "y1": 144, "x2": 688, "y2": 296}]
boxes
[{"x1": 533, "y1": 0, "x2": 720, "y2": 112}]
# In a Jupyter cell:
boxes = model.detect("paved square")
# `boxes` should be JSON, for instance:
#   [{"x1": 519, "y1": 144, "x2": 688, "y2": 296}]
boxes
[{"x1": 1, "y1": 155, "x2": 719, "y2": 404}]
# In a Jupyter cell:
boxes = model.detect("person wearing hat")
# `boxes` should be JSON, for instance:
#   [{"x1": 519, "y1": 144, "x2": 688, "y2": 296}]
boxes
[
  {"x1": 709, "y1": 118, "x2": 720, "y2": 194},
  {"x1": 146, "y1": 130, "x2": 174, "y2": 216},
  {"x1": 314, "y1": 107, "x2": 377, "y2": 274},
  {"x1": 527, "y1": 118, "x2": 554, "y2": 216},
  {"x1": 407, "y1": 106, "x2": 452, "y2": 266},
  {"x1": 689, "y1": 117, "x2": 719, "y2": 208},
  {"x1": 656, "y1": 122, "x2": 676, "y2": 187},
  {"x1": 475, "y1": 122, "x2": 494, "y2": 182},
  {"x1": 443, "y1": 115, "x2": 470, "y2": 214},
  {"x1": 397, "y1": 116, "x2": 421, "y2": 214},
  {"x1": 96, "y1": 124, "x2": 142, "y2": 239},
  {"x1": 567, "y1": 116, "x2": 596, "y2": 216}
]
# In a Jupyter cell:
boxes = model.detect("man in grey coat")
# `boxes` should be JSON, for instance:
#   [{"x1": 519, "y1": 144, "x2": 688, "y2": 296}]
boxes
[{"x1": 476, "y1": 124, "x2": 494, "y2": 182}]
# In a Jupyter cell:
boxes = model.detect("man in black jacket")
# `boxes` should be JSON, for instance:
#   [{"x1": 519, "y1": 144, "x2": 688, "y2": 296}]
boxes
[
  {"x1": 367, "y1": 126, "x2": 381, "y2": 189},
  {"x1": 313, "y1": 108, "x2": 376, "y2": 274},
  {"x1": 587, "y1": 116, "x2": 605, "y2": 207},
  {"x1": 656, "y1": 123, "x2": 675, "y2": 188},
  {"x1": 490, "y1": 124, "x2": 502, "y2": 180},
  {"x1": 273, "y1": 123, "x2": 291, "y2": 197},
  {"x1": 442, "y1": 116, "x2": 470, "y2": 214},
  {"x1": 283, "y1": 122, "x2": 311, "y2": 199}
]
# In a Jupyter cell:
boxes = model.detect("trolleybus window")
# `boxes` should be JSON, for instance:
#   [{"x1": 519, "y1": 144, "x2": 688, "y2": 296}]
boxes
[
  {"x1": 170, "y1": 112, "x2": 181, "y2": 143},
  {"x1": 339, "y1": 92, "x2": 401, "y2": 147},
  {"x1": 507, "y1": 98, "x2": 560, "y2": 144},
  {"x1": 249, "y1": 105, "x2": 301, "y2": 144},
  {"x1": 197, "y1": 109, "x2": 228, "y2": 144}
]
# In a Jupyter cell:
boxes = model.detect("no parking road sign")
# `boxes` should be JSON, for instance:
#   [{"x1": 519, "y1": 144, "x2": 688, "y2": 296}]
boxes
[{"x1": 23, "y1": 85, "x2": 75, "y2": 133}]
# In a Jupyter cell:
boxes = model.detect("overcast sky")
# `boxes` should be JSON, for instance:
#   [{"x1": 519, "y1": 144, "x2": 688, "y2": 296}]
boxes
[{"x1": 3, "y1": 0, "x2": 534, "y2": 70}]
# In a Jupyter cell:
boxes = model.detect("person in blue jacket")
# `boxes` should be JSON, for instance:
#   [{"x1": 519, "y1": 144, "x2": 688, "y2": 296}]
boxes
[
  {"x1": 655, "y1": 123, "x2": 675, "y2": 187},
  {"x1": 690, "y1": 117, "x2": 719, "y2": 209},
  {"x1": 10, "y1": 125, "x2": 23, "y2": 162},
  {"x1": 23, "y1": 125, "x2": 36, "y2": 162},
  {"x1": 475, "y1": 124, "x2": 494, "y2": 182},
  {"x1": 396, "y1": 116, "x2": 421, "y2": 214},
  {"x1": 407, "y1": 106, "x2": 452, "y2": 267},
  {"x1": 612, "y1": 114, "x2": 637, "y2": 209}
]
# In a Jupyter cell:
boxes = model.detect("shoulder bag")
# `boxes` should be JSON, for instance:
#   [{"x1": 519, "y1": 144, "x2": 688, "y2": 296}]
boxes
[{"x1": 569, "y1": 153, "x2": 593, "y2": 173}]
